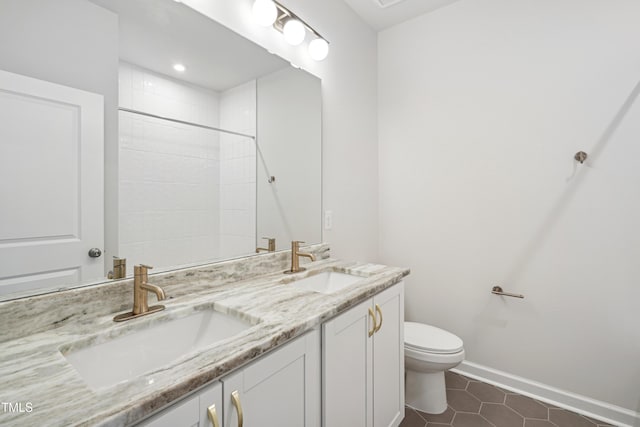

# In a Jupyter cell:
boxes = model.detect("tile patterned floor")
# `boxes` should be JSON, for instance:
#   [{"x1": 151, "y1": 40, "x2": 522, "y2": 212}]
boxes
[{"x1": 400, "y1": 372, "x2": 615, "y2": 427}]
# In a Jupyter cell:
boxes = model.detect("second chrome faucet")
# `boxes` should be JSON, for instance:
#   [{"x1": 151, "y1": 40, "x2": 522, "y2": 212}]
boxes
[{"x1": 285, "y1": 241, "x2": 316, "y2": 274}]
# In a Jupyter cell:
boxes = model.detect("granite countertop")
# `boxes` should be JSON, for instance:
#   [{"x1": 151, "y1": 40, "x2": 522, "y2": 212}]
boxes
[{"x1": 0, "y1": 248, "x2": 409, "y2": 426}]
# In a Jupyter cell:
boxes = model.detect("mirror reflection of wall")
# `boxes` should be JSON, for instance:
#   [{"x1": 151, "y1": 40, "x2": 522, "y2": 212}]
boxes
[{"x1": 257, "y1": 68, "x2": 322, "y2": 251}]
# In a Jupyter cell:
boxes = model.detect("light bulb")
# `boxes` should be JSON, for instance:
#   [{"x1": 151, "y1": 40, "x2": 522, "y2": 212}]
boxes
[
  {"x1": 283, "y1": 19, "x2": 305, "y2": 46},
  {"x1": 308, "y1": 38, "x2": 329, "y2": 61},
  {"x1": 252, "y1": 0, "x2": 277, "y2": 27},
  {"x1": 173, "y1": 63, "x2": 186, "y2": 72}
]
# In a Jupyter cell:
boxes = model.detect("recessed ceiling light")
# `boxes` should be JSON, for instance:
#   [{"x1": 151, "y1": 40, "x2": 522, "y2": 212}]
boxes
[{"x1": 173, "y1": 63, "x2": 186, "y2": 72}]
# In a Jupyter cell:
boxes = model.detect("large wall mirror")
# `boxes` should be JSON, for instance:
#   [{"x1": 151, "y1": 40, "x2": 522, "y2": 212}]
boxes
[{"x1": 0, "y1": 0, "x2": 321, "y2": 300}]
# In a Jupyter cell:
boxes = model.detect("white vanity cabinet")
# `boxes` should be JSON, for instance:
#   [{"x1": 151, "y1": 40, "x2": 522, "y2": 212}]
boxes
[
  {"x1": 136, "y1": 282, "x2": 404, "y2": 427},
  {"x1": 137, "y1": 329, "x2": 320, "y2": 427},
  {"x1": 322, "y1": 282, "x2": 405, "y2": 427}
]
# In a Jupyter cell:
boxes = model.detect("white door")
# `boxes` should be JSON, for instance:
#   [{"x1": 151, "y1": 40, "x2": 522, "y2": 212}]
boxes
[
  {"x1": 0, "y1": 69, "x2": 104, "y2": 297},
  {"x1": 373, "y1": 283, "x2": 405, "y2": 427},
  {"x1": 323, "y1": 298, "x2": 374, "y2": 427}
]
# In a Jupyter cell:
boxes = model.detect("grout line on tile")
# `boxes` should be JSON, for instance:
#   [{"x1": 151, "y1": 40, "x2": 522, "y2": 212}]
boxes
[
  {"x1": 480, "y1": 413, "x2": 498, "y2": 427},
  {"x1": 414, "y1": 407, "x2": 427, "y2": 423}
]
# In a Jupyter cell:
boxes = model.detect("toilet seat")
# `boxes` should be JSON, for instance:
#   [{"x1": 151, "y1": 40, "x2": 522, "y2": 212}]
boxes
[{"x1": 404, "y1": 322, "x2": 463, "y2": 354}]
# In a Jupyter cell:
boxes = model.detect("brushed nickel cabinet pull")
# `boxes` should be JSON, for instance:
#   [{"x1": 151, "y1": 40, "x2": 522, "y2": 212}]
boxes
[
  {"x1": 492, "y1": 286, "x2": 524, "y2": 299},
  {"x1": 368, "y1": 307, "x2": 376, "y2": 337},
  {"x1": 207, "y1": 404, "x2": 220, "y2": 427},
  {"x1": 374, "y1": 304, "x2": 383, "y2": 332},
  {"x1": 231, "y1": 390, "x2": 244, "y2": 427}
]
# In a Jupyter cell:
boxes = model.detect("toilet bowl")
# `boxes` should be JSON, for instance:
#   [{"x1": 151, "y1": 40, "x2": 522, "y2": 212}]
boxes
[{"x1": 404, "y1": 321, "x2": 465, "y2": 414}]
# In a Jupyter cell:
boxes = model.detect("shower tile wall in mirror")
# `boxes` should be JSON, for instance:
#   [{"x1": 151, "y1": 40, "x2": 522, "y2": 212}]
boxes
[{"x1": 0, "y1": 0, "x2": 322, "y2": 300}]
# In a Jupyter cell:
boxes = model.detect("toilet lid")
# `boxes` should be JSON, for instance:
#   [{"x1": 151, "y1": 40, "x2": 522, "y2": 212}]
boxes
[{"x1": 404, "y1": 322, "x2": 464, "y2": 354}]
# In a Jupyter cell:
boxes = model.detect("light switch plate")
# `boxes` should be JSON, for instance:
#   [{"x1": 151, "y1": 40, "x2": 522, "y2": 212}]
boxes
[{"x1": 324, "y1": 210, "x2": 333, "y2": 230}]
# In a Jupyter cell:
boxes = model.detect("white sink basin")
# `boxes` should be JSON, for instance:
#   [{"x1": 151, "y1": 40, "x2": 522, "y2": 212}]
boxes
[
  {"x1": 63, "y1": 309, "x2": 252, "y2": 390},
  {"x1": 291, "y1": 271, "x2": 363, "y2": 294}
]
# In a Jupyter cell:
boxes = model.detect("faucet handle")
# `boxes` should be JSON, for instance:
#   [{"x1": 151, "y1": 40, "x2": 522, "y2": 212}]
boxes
[{"x1": 134, "y1": 264, "x2": 153, "y2": 276}]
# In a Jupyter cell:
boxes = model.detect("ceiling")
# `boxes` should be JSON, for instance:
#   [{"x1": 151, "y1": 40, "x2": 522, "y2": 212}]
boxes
[
  {"x1": 89, "y1": 0, "x2": 287, "y2": 92},
  {"x1": 342, "y1": 0, "x2": 462, "y2": 31}
]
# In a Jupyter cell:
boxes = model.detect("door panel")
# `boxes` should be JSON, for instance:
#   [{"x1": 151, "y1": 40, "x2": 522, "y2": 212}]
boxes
[
  {"x1": 223, "y1": 331, "x2": 319, "y2": 427},
  {"x1": 199, "y1": 382, "x2": 223, "y2": 427},
  {"x1": 138, "y1": 395, "x2": 199, "y2": 427},
  {"x1": 322, "y1": 299, "x2": 374, "y2": 427},
  {"x1": 373, "y1": 283, "x2": 405, "y2": 427},
  {"x1": 0, "y1": 69, "x2": 104, "y2": 296}
]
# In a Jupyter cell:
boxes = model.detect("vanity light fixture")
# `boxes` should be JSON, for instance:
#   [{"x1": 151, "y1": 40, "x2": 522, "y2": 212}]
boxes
[
  {"x1": 173, "y1": 63, "x2": 186, "y2": 72},
  {"x1": 308, "y1": 37, "x2": 329, "y2": 61},
  {"x1": 252, "y1": 0, "x2": 278, "y2": 26},
  {"x1": 252, "y1": 0, "x2": 330, "y2": 61},
  {"x1": 282, "y1": 19, "x2": 305, "y2": 45}
]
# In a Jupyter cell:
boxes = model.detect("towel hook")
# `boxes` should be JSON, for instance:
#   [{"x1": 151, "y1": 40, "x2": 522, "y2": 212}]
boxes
[{"x1": 574, "y1": 151, "x2": 588, "y2": 164}]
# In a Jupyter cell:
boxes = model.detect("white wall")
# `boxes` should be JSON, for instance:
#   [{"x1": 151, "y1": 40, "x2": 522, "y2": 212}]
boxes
[
  {"x1": 119, "y1": 62, "x2": 222, "y2": 269},
  {"x1": 378, "y1": 0, "x2": 640, "y2": 419},
  {"x1": 182, "y1": 0, "x2": 379, "y2": 262},
  {"x1": 219, "y1": 81, "x2": 257, "y2": 258}
]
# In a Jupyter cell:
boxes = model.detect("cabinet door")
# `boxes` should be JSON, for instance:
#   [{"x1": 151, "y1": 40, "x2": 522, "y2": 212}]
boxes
[
  {"x1": 137, "y1": 381, "x2": 222, "y2": 427},
  {"x1": 199, "y1": 382, "x2": 223, "y2": 427},
  {"x1": 139, "y1": 395, "x2": 199, "y2": 427},
  {"x1": 222, "y1": 330, "x2": 320, "y2": 427},
  {"x1": 373, "y1": 282, "x2": 405, "y2": 427},
  {"x1": 323, "y1": 298, "x2": 374, "y2": 427}
]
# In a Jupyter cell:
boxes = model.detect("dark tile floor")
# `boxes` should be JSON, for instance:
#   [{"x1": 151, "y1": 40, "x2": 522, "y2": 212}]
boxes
[{"x1": 400, "y1": 371, "x2": 615, "y2": 427}]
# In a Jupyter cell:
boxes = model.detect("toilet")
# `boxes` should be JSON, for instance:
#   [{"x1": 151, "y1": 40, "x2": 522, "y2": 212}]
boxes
[{"x1": 404, "y1": 322, "x2": 465, "y2": 414}]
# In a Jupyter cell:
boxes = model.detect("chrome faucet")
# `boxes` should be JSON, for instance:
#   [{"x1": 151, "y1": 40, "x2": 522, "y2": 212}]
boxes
[
  {"x1": 285, "y1": 241, "x2": 316, "y2": 274},
  {"x1": 114, "y1": 264, "x2": 166, "y2": 322}
]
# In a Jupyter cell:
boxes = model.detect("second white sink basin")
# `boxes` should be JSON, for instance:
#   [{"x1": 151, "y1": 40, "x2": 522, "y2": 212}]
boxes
[
  {"x1": 63, "y1": 308, "x2": 253, "y2": 390},
  {"x1": 291, "y1": 271, "x2": 362, "y2": 294}
]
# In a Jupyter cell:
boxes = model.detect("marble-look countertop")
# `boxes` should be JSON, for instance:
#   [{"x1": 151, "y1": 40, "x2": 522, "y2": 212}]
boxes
[{"x1": 0, "y1": 247, "x2": 409, "y2": 426}]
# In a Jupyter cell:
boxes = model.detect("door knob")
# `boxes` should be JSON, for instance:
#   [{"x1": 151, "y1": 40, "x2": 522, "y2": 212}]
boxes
[{"x1": 88, "y1": 248, "x2": 102, "y2": 258}]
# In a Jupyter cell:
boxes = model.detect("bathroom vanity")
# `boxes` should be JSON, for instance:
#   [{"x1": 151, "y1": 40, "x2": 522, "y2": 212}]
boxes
[
  {"x1": 139, "y1": 330, "x2": 320, "y2": 427},
  {"x1": 0, "y1": 246, "x2": 408, "y2": 426}
]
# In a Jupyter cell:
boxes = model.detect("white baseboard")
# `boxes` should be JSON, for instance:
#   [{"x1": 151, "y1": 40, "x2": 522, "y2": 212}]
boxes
[{"x1": 452, "y1": 361, "x2": 639, "y2": 427}]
